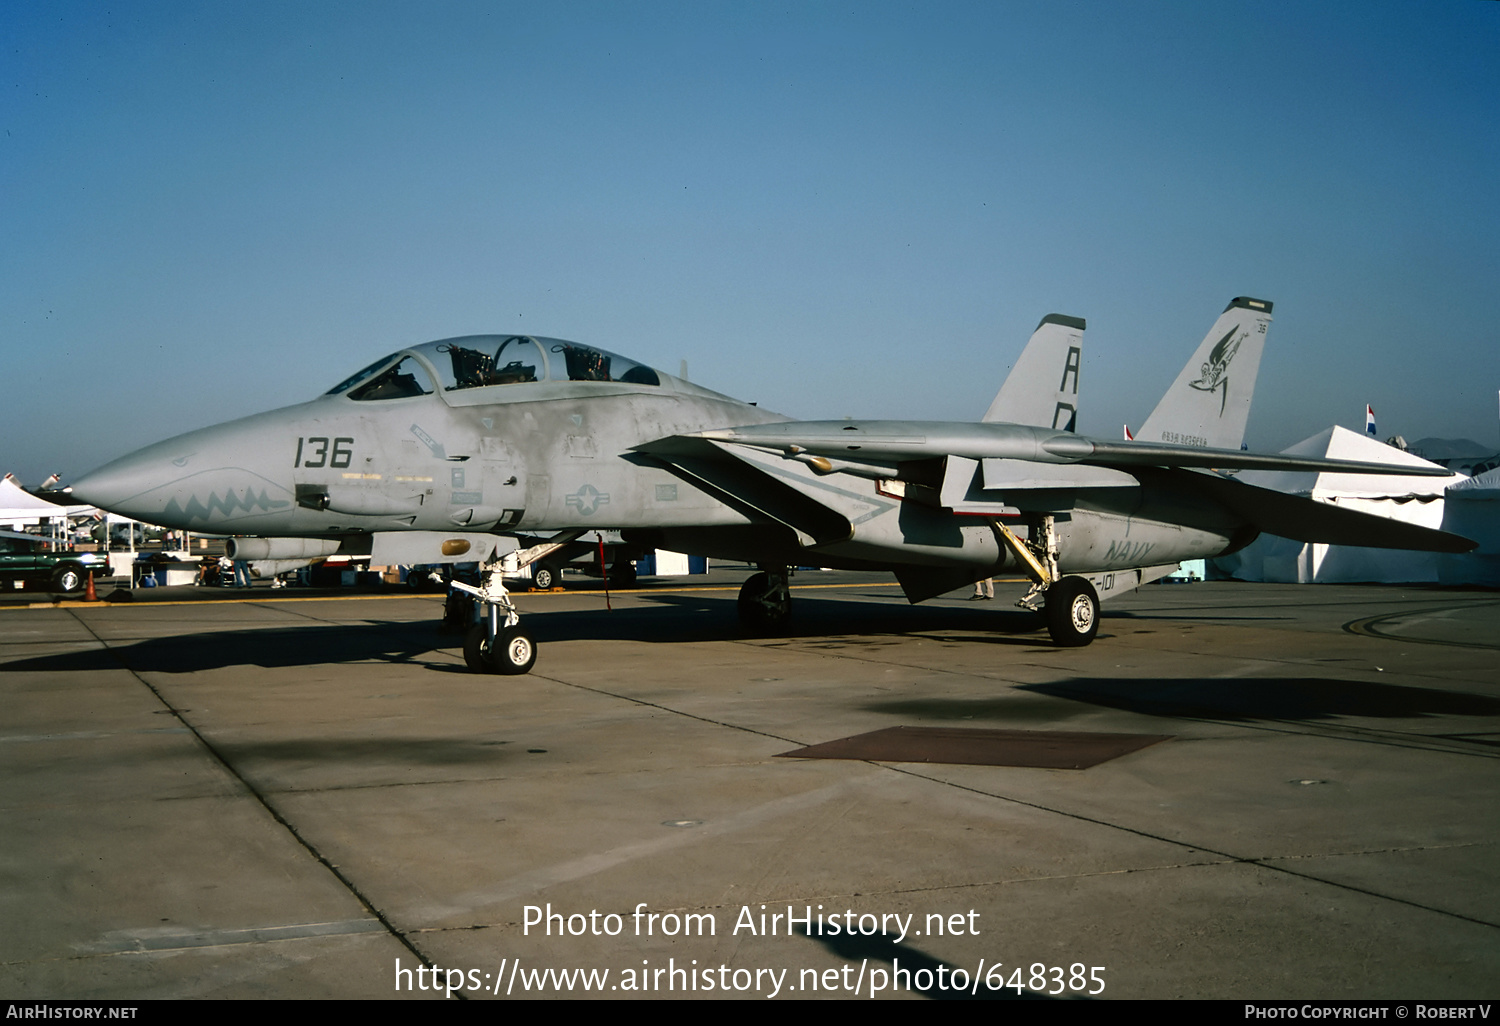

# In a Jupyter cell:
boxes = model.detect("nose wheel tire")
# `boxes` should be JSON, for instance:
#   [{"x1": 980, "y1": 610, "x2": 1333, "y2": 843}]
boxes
[
  {"x1": 1045, "y1": 576, "x2": 1099, "y2": 647},
  {"x1": 464, "y1": 623, "x2": 538, "y2": 674}
]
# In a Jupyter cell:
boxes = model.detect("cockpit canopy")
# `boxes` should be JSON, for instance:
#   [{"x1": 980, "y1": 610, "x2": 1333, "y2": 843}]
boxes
[{"x1": 325, "y1": 335, "x2": 662, "y2": 401}]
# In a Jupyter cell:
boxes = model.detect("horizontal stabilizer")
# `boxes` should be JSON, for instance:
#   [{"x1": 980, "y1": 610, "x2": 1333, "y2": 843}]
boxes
[{"x1": 1177, "y1": 469, "x2": 1477, "y2": 553}]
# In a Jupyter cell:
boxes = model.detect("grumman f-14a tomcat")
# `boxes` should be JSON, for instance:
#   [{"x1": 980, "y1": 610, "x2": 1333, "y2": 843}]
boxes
[{"x1": 68, "y1": 297, "x2": 1473, "y2": 674}]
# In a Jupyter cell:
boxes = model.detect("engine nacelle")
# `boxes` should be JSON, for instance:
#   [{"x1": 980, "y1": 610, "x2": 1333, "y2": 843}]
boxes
[{"x1": 226, "y1": 537, "x2": 353, "y2": 561}]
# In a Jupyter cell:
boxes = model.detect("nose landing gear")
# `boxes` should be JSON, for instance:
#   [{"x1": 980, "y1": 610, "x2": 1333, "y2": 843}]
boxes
[
  {"x1": 465, "y1": 621, "x2": 538, "y2": 674},
  {"x1": 448, "y1": 530, "x2": 585, "y2": 674}
]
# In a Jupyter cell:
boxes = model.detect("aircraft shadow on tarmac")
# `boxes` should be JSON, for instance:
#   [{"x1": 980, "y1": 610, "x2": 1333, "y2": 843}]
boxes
[
  {"x1": 0, "y1": 599, "x2": 1049, "y2": 676},
  {"x1": 6, "y1": 607, "x2": 1496, "y2": 730},
  {"x1": 1013, "y1": 677, "x2": 1500, "y2": 723},
  {"x1": 0, "y1": 621, "x2": 451, "y2": 675},
  {"x1": 862, "y1": 679, "x2": 1500, "y2": 726},
  {"x1": 628, "y1": 593, "x2": 1051, "y2": 644},
  {"x1": 205, "y1": 736, "x2": 535, "y2": 768}
]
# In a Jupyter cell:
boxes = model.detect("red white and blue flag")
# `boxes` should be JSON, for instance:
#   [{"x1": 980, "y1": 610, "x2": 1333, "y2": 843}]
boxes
[{"x1": 1365, "y1": 404, "x2": 1377, "y2": 437}]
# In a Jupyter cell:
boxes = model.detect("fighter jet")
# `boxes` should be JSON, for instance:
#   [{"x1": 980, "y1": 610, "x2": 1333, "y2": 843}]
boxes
[{"x1": 69, "y1": 298, "x2": 1473, "y2": 674}]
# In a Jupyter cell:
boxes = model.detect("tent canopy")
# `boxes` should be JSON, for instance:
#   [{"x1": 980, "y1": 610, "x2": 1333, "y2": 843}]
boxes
[{"x1": 0, "y1": 473, "x2": 98, "y2": 523}]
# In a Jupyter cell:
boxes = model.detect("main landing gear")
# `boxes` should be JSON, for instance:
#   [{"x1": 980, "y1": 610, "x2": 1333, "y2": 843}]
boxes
[
  {"x1": 448, "y1": 530, "x2": 586, "y2": 674},
  {"x1": 738, "y1": 566, "x2": 791, "y2": 632},
  {"x1": 989, "y1": 515, "x2": 1101, "y2": 648},
  {"x1": 1042, "y1": 575, "x2": 1099, "y2": 647}
]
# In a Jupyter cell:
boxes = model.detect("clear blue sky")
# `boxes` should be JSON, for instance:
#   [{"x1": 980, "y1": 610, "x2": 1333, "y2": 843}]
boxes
[{"x1": 4, "y1": 1, "x2": 1497, "y2": 486}]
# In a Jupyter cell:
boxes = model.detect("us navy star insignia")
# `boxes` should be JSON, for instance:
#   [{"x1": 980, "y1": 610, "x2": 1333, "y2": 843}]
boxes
[{"x1": 565, "y1": 484, "x2": 610, "y2": 516}]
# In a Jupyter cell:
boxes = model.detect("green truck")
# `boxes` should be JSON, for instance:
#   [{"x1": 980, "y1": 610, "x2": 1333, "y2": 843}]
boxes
[{"x1": 0, "y1": 530, "x2": 111, "y2": 594}]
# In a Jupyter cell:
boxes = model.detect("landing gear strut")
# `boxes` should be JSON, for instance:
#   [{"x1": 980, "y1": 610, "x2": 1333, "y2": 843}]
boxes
[
  {"x1": 989, "y1": 515, "x2": 1100, "y2": 648},
  {"x1": 738, "y1": 566, "x2": 791, "y2": 632},
  {"x1": 447, "y1": 530, "x2": 586, "y2": 674}
]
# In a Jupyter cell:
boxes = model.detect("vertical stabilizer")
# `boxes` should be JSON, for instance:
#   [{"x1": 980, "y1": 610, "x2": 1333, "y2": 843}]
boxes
[
  {"x1": 1136, "y1": 296, "x2": 1272, "y2": 450},
  {"x1": 982, "y1": 313, "x2": 1085, "y2": 431}
]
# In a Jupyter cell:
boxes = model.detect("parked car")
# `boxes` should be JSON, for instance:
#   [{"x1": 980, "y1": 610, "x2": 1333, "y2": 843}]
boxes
[
  {"x1": 0, "y1": 531, "x2": 111, "y2": 594},
  {"x1": 521, "y1": 531, "x2": 643, "y2": 589}
]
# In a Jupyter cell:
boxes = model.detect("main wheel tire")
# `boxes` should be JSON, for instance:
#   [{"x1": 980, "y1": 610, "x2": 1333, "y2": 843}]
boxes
[
  {"x1": 609, "y1": 561, "x2": 637, "y2": 587},
  {"x1": 51, "y1": 566, "x2": 85, "y2": 594},
  {"x1": 463, "y1": 623, "x2": 538, "y2": 674},
  {"x1": 737, "y1": 571, "x2": 791, "y2": 632},
  {"x1": 532, "y1": 564, "x2": 556, "y2": 590},
  {"x1": 1045, "y1": 576, "x2": 1099, "y2": 647}
]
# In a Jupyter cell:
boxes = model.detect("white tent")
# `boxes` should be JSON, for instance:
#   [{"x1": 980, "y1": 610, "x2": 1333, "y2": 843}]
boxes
[
  {"x1": 1211, "y1": 426, "x2": 1467, "y2": 583},
  {"x1": 1438, "y1": 467, "x2": 1500, "y2": 586},
  {"x1": 0, "y1": 473, "x2": 98, "y2": 530}
]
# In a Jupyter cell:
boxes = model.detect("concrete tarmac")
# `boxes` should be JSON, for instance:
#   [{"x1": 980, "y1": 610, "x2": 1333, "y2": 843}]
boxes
[{"x1": 2, "y1": 572, "x2": 1497, "y2": 1000}]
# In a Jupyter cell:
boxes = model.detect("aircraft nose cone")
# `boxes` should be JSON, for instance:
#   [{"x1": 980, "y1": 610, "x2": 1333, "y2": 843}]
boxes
[
  {"x1": 70, "y1": 450, "x2": 167, "y2": 512},
  {"x1": 69, "y1": 412, "x2": 301, "y2": 530}
]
